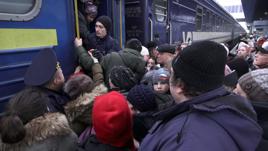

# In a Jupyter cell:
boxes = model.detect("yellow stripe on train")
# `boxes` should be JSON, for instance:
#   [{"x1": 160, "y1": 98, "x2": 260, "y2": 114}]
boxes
[{"x1": 0, "y1": 28, "x2": 58, "y2": 50}]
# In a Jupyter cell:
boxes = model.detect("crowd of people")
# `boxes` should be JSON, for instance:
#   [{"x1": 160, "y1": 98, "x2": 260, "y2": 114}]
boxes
[{"x1": 0, "y1": 0, "x2": 268, "y2": 150}]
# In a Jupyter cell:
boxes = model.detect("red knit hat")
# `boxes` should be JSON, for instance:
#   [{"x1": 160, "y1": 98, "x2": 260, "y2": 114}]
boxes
[{"x1": 93, "y1": 91, "x2": 134, "y2": 149}]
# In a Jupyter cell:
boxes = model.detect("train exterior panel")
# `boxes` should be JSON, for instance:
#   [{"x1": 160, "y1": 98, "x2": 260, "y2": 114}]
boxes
[{"x1": 0, "y1": 0, "x2": 245, "y2": 112}]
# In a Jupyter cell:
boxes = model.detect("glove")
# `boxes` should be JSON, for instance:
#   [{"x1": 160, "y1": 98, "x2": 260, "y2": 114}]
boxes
[{"x1": 92, "y1": 49, "x2": 103, "y2": 61}]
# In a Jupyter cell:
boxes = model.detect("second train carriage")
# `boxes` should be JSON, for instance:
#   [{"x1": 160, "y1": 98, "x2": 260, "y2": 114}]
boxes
[{"x1": 125, "y1": 0, "x2": 245, "y2": 45}]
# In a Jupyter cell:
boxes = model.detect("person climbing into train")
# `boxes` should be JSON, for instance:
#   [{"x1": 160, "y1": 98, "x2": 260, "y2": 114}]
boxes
[
  {"x1": 139, "y1": 41, "x2": 262, "y2": 151},
  {"x1": 233, "y1": 68, "x2": 268, "y2": 151},
  {"x1": 0, "y1": 87, "x2": 78, "y2": 151},
  {"x1": 86, "y1": 15, "x2": 121, "y2": 59},
  {"x1": 23, "y1": 48, "x2": 69, "y2": 113},
  {"x1": 78, "y1": 0, "x2": 98, "y2": 49}
]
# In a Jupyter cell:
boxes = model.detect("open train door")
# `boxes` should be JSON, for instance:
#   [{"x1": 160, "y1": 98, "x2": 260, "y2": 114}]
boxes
[{"x1": 125, "y1": 0, "x2": 169, "y2": 44}]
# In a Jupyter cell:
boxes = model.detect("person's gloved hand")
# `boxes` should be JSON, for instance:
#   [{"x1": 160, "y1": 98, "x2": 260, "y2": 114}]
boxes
[{"x1": 92, "y1": 49, "x2": 103, "y2": 61}]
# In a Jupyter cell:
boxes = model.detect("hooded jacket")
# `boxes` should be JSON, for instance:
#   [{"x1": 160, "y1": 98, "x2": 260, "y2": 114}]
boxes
[
  {"x1": 139, "y1": 87, "x2": 262, "y2": 151},
  {"x1": 0, "y1": 113, "x2": 78, "y2": 151}
]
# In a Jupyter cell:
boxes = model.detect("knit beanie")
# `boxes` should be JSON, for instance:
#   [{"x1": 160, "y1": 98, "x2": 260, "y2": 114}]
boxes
[
  {"x1": 93, "y1": 91, "x2": 134, "y2": 148},
  {"x1": 153, "y1": 68, "x2": 170, "y2": 84},
  {"x1": 172, "y1": 41, "x2": 227, "y2": 92},
  {"x1": 141, "y1": 70, "x2": 155, "y2": 85},
  {"x1": 127, "y1": 84, "x2": 156, "y2": 112},
  {"x1": 96, "y1": 15, "x2": 112, "y2": 32},
  {"x1": 238, "y1": 69, "x2": 268, "y2": 101},
  {"x1": 109, "y1": 66, "x2": 137, "y2": 91},
  {"x1": 63, "y1": 74, "x2": 94, "y2": 100}
]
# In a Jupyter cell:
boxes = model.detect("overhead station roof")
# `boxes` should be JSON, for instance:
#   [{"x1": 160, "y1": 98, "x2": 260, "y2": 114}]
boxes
[{"x1": 241, "y1": 0, "x2": 268, "y2": 23}]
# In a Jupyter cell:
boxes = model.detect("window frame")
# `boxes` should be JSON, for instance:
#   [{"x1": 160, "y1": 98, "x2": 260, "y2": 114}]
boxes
[
  {"x1": 0, "y1": 0, "x2": 42, "y2": 21},
  {"x1": 153, "y1": 0, "x2": 167, "y2": 22}
]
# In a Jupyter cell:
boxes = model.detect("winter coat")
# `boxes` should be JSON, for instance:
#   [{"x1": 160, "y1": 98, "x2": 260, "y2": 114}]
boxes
[
  {"x1": 154, "y1": 93, "x2": 174, "y2": 111},
  {"x1": 87, "y1": 33, "x2": 121, "y2": 55},
  {"x1": 253, "y1": 101, "x2": 268, "y2": 151},
  {"x1": 139, "y1": 87, "x2": 262, "y2": 151},
  {"x1": 0, "y1": 113, "x2": 78, "y2": 151},
  {"x1": 91, "y1": 63, "x2": 104, "y2": 86},
  {"x1": 79, "y1": 135, "x2": 131, "y2": 151},
  {"x1": 133, "y1": 111, "x2": 156, "y2": 142},
  {"x1": 39, "y1": 87, "x2": 70, "y2": 114},
  {"x1": 64, "y1": 84, "x2": 108, "y2": 135}
]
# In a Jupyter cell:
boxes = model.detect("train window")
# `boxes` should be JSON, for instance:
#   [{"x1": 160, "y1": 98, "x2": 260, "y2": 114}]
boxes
[
  {"x1": 0, "y1": 0, "x2": 42, "y2": 21},
  {"x1": 153, "y1": 0, "x2": 167, "y2": 22},
  {"x1": 195, "y1": 6, "x2": 203, "y2": 31}
]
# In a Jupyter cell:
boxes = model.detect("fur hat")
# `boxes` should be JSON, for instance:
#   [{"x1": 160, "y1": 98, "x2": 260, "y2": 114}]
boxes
[
  {"x1": 63, "y1": 74, "x2": 94, "y2": 100},
  {"x1": 238, "y1": 69, "x2": 268, "y2": 101},
  {"x1": 93, "y1": 91, "x2": 134, "y2": 148},
  {"x1": 172, "y1": 41, "x2": 227, "y2": 92},
  {"x1": 24, "y1": 48, "x2": 57, "y2": 86},
  {"x1": 109, "y1": 66, "x2": 137, "y2": 91},
  {"x1": 157, "y1": 44, "x2": 176, "y2": 54},
  {"x1": 127, "y1": 84, "x2": 156, "y2": 112},
  {"x1": 96, "y1": 16, "x2": 112, "y2": 32},
  {"x1": 153, "y1": 68, "x2": 170, "y2": 84}
]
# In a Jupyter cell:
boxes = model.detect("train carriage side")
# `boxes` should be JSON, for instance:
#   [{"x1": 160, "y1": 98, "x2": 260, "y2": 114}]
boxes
[
  {"x1": 177, "y1": 0, "x2": 245, "y2": 44},
  {"x1": 0, "y1": 0, "x2": 76, "y2": 112},
  {"x1": 0, "y1": 0, "x2": 126, "y2": 112}
]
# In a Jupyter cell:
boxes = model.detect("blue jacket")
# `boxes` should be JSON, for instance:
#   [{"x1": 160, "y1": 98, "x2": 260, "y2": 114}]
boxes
[{"x1": 139, "y1": 87, "x2": 262, "y2": 151}]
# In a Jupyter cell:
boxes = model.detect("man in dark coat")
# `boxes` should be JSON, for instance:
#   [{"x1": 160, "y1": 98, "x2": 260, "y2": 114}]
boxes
[
  {"x1": 139, "y1": 41, "x2": 262, "y2": 151},
  {"x1": 24, "y1": 48, "x2": 70, "y2": 113},
  {"x1": 86, "y1": 15, "x2": 121, "y2": 55},
  {"x1": 75, "y1": 38, "x2": 146, "y2": 86}
]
